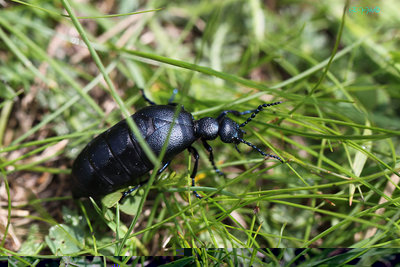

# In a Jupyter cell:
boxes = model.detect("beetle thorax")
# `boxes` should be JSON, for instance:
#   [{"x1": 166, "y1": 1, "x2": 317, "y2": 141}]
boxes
[
  {"x1": 194, "y1": 117, "x2": 243, "y2": 143},
  {"x1": 194, "y1": 117, "x2": 219, "y2": 140}
]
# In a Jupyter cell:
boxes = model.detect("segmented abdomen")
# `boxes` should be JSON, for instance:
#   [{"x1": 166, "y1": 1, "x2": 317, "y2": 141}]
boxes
[
  {"x1": 72, "y1": 105, "x2": 196, "y2": 198},
  {"x1": 71, "y1": 116, "x2": 152, "y2": 197}
]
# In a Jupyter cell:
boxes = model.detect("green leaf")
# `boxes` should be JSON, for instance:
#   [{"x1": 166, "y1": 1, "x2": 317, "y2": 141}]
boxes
[
  {"x1": 349, "y1": 123, "x2": 372, "y2": 205},
  {"x1": 119, "y1": 191, "x2": 144, "y2": 216},
  {"x1": 18, "y1": 224, "x2": 42, "y2": 255},
  {"x1": 101, "y1": 190, "x2": 124, "y2": 208},
  {"x1": 45, "y1": 224, "x2": 84, "y2": 255}
]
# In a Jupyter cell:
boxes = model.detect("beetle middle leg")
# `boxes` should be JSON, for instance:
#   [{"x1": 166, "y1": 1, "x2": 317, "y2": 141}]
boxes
[
  {"x1": 187, "y1": 146, "x2": 203, "y2": 199},
  {"x1": 201, "y1": 139, "x2": 226, "y2": 178}
]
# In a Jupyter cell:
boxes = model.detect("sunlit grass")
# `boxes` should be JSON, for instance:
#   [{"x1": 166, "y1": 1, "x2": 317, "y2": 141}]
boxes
[{"x1": 1, "y1": 0, "x2": 399, "y2": 265}]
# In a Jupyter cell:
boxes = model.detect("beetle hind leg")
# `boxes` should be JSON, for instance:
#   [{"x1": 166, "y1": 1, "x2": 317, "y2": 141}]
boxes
[
  {"x1": 119, "y1": 183, "x2": 144, "y2": 203},
  {"x1": 119, "y1": 160, "x2": 172, "y2": 204},
  {"x1": 157, "y1": 160, "x2": 171, "y2": 175}
]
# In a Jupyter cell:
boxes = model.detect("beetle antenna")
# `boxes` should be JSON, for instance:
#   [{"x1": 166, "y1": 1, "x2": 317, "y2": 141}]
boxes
[
  {"x1": 239, "y1": 102, "x2": 283, "y2": 128},
  {"x1": 237, "y1": 138, "x2": 284, "y2": 163}
]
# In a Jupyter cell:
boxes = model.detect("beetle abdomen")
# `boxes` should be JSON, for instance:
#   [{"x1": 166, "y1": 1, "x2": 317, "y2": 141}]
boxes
[
  {"x1": 72, "y1": 118, "x2": 153, "y2": 197},
  {"x1": 72, "y1": 105, "x2": 197, "y2": 198},
  {"x1": 105, "y1": 119, "x2": 153, "y2": 176}
]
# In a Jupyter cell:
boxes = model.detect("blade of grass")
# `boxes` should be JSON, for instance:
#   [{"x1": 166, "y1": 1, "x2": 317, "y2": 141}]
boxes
[{"x1": 61, "y1": 0, "x2": 158, "y2": 166}]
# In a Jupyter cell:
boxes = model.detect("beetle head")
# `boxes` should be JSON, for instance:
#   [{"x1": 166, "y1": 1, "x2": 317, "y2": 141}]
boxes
[
  {"x1": 218, "y1": 117, "x2": 243, "y2": 144},
  {"x1": 195, "y1": 109, "x2": 283, "y2": 163},
  {"x1": 218, "y1": 114, "x2": 284, "y2": 163}
]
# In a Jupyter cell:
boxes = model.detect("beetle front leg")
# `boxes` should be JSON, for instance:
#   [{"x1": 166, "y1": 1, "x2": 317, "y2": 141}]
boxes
[
  {"x1": 201, "y1": 139, "x2": 226, "y2": 178},
  {"x1": 187, "y1": 146, "x2": 202, "y2": 199}
]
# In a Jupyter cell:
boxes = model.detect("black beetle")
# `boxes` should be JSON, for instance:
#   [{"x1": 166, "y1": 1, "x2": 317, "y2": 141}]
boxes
[{"x1": 71, "y1": 89, "x2": 283, "y2": 201}]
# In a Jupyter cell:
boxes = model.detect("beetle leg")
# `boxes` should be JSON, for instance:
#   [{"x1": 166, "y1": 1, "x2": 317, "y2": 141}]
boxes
[
  {"x1": 168, "y1": 88, "x2": 179, "y2": 104},
  {"x1": 187, "y1": 146, "x2": 203, "y2": 199},
  {"x1": 140, "y1": 89, "x2": 157, "y2": 105},
  {"x1": 217, "y1": 101, "x2": 282, "y2": 123},
  {"x1": 234, "y1": 144, "x2": 241, "y2": 153},
  {"x1": 119, "y1": 183, "x2": 144, "y2": 203},
  {"x1": 157, "y1": 160, "x2": 171, "y2": 175},
  {"x1": 119, "y1": 161, "x2": 172, "y2": 203},
  {"x1": 217, "y1": 109, "x2": 255, "y2": 121},
  {"x1": 201, "y1": 139, "x2": 226, "y2": 178}
]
